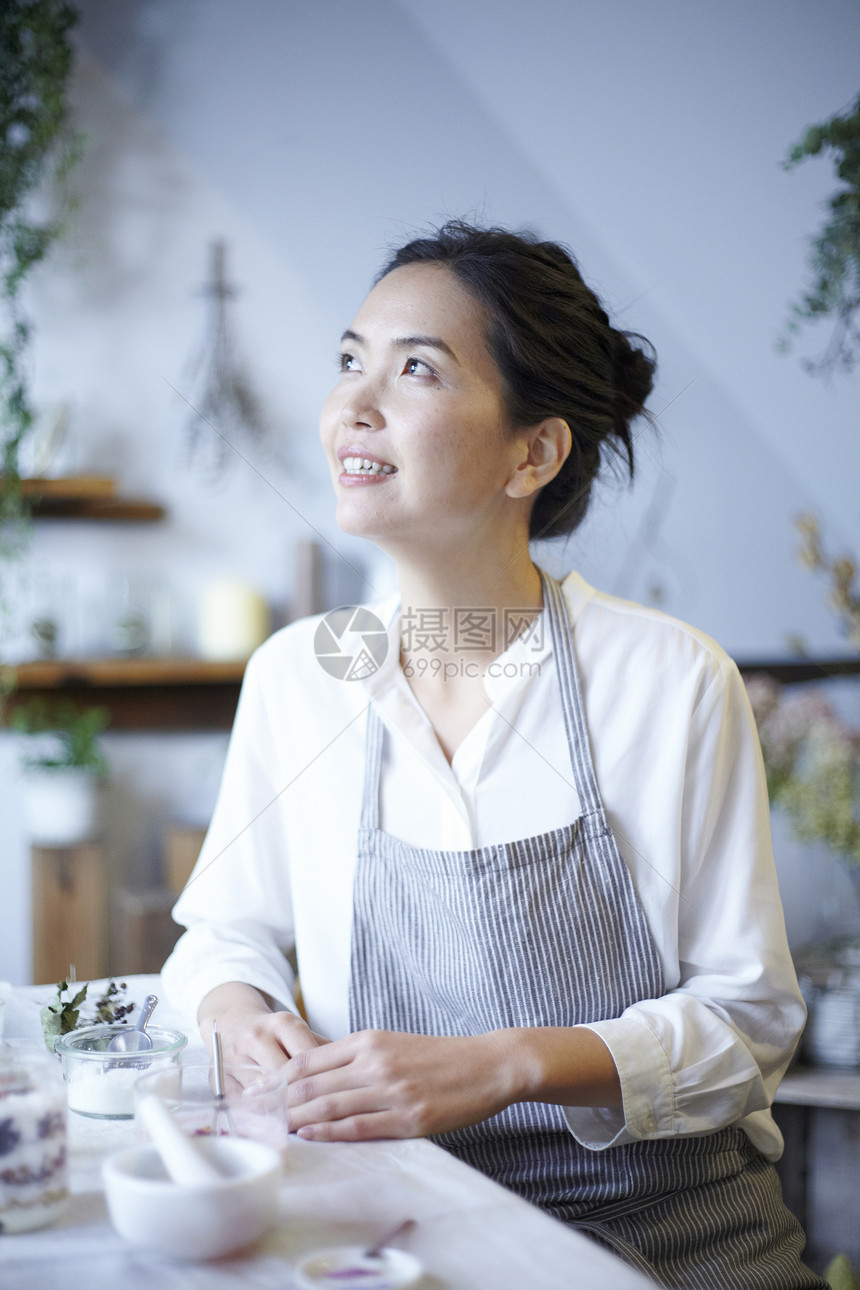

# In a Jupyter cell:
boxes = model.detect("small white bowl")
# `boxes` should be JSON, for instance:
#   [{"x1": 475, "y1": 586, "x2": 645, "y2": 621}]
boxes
[
  {"x1": 102, "y1": 1136, "x2": 282, "y2": 1260},
  {"x1": 295, "y1": 1245, "x2": 423, "y2": 1289}
]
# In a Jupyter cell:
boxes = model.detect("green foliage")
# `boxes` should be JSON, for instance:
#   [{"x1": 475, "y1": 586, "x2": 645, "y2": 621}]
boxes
[
  {"x1": 0, "y1": 0, "x2": 81, "y2": 546},
  {"x1": 40, "y1": 978, "x2": 87, "y2": 1051},
  {"x1": 824, "y1": 1252, "x2": 858, "y2": 1290},
  {"x1": 40, "y1": 978, "x2": 134, "y2": 1052},
  {"x1": 745, "y1": 674, "x2": 860, "y2": 868},
  {"x1": 781, "y1": 93, "x2": 860, "y2": 373},
  {"x1": 11, "y1": 696, "x2": 110, "y2": 774}
]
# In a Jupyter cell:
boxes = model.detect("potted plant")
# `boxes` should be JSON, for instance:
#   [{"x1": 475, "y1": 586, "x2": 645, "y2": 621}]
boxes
[{"x1": 12, "y1": 698, "x2": 109, "y2": 846}]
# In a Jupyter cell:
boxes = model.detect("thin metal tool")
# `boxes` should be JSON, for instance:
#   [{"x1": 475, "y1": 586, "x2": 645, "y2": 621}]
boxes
[
  {"x1": 211, "y1": 1020, "x2": 237, "y2": 1136},
  {"x1": 364, "y1": 1218, "x2": 416, "y2": 1259}
]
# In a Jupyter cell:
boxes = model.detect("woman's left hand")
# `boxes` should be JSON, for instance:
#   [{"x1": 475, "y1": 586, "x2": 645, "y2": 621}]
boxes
[{"x1": 285, "y1": 1028, "x2": 525, "y2": 1141}]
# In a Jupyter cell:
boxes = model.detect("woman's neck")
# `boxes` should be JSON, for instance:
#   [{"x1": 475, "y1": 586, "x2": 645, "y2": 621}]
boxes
[{"x1": 395, "y1": 547, "x2": 543, "y2": 666}]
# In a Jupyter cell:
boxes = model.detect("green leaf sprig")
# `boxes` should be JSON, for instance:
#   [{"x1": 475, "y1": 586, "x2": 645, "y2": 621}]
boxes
[
  {"x1": 40, "y1": 977, "x2": 134, "y2": 1052},
  {"x1": 40, "y1": 978, "x2": 88, "y2": 1052}
]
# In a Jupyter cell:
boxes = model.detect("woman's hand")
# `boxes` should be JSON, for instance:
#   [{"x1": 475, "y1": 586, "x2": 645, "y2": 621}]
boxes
[
  {"x1": 198, "y1": 981, "x2": 328, "y2": 1070},
  {"x1": 286, "y1": 1028, "x2": 524, "y2": 1141},
  {"x1": 285, "y1": 1025, "x2": 622, "y2": 1141}
]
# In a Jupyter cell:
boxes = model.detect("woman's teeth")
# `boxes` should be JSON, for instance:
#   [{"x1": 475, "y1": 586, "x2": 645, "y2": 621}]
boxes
[{"x1": 342, "y1": 457, "x2": 396, "y2": 475}]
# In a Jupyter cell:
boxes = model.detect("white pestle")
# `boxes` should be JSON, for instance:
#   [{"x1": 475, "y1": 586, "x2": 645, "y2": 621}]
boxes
[{"x1": 136, "y1": 1094, "x2": 227, "y2": 1187}]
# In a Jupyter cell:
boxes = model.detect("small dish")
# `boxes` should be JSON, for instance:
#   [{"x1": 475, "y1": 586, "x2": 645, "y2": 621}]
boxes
[
  {"x1": 102, "y1": 1137, "x2": 282, "y2": 1260},
  {"x1": 295, "y1": 1245, "x2": 423, "y2": 1290},
  {"x1": 56, "y1": 1024, "x2": 187, "y2": 1119}
]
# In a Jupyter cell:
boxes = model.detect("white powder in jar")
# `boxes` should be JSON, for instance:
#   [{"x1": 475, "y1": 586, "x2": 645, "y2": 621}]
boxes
[{"x1": 66, "y1": 1067, "x2": 143, "y2": 1118}]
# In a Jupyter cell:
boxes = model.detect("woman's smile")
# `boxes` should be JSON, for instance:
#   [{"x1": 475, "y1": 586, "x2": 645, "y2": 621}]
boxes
[{"x1": 337, "y1": 445, "x2": 398, "y2": 485}]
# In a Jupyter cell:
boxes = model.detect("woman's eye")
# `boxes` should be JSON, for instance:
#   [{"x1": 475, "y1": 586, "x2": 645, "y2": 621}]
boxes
[
  {"x1": 403, "y1": 356, "x2": 435, "y2": 377},
  {"x1": 339, "y1": 351, "x2": 359, "y2": 373}
]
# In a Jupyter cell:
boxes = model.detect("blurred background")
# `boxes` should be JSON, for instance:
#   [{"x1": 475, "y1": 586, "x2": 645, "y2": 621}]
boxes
[
  {"x1": 1, "y1": 2, "x2": 858, "y2": 987},
  {"x1": 2, "y1": 0, "x2": 860, "y2": 1271}
]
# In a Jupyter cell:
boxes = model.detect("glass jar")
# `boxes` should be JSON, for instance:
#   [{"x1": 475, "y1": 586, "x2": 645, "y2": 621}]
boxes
[
  {"x1": 0, "y1": 1046, "x2": 69, "y2": 1233},
  {"x1": 56, "y1": 1025, "x2": 187, "y2": 1120}
]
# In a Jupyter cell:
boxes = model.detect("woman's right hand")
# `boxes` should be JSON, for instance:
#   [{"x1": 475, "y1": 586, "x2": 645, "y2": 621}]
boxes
[{"x1": 198, "y1": 981, "x2": 328, "y2": 1069}]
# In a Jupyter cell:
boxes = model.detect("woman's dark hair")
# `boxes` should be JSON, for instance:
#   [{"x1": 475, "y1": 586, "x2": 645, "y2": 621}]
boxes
[{"x1": 377, "y1": 221, "x2": 656, "y2": 539}]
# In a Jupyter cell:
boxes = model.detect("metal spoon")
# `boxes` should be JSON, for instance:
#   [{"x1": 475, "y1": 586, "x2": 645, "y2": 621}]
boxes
[
  {"x1": 107, "y1": 993, "x2": 158, "y2": 1052},
  {"x1": 364, "y1": 1218, "x2": 416, "y2": 1259},
  {"x1": 320, "y1": 1220, "x2": 417, "y2": 1281}
]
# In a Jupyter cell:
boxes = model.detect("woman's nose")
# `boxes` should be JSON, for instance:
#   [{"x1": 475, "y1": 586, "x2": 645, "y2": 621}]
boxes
[{"x1": 341, "y1": 379, "x2": 385, "y2": 431}]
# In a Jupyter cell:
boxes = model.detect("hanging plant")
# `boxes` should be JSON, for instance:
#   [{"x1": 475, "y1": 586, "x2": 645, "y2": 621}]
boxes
[
  {"x1": 1, "y1": 1, "x2": 81, "y2": 621},
  {"x1": 0, "y1": 0, "x2": 81, "y2": 702},
  {"x1": 780, "y1": 92, "x2": 860, "y2": 374}
]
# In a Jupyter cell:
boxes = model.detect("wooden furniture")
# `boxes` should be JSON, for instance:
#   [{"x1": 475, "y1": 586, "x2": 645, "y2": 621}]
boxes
[
  {"x1": 19, "y1": 474, "x2": 165, "y2": 520},
  {"x1": 7, "y1": 657, "x2": 246, "y2": 730},
  {"x1": 111, "y1": 888, "x2": 182, "y2": 976},
  {"x1": 164, "y1": 824, "x2": 206, "y2": 893},
  {"x1": 31, "y1": 843, "x2": 107, "y2": 983},
  {"x1": 109, "y1": 826, "x2": 206, "y2": 975},
  {"x1": 773, "y1": 1066, "x2": 860, "y2": 1263}
]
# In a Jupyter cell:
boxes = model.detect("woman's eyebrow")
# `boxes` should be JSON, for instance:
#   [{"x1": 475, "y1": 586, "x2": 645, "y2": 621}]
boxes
[
  {"x1": 340, "y1": 328, "x2": 458, "y2": 363},
  {"x1": 393, "y1": 334, "x2": 458, "y2": 362}
]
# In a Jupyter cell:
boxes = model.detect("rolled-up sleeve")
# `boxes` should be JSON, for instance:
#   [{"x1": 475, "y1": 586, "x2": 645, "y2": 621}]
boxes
[
  {"x1": 161, "y1": 648, "x2": 300, "y2": 1023},
  {"x1": 563, "y1": 656, "x2": 805, "y2": 1159}
]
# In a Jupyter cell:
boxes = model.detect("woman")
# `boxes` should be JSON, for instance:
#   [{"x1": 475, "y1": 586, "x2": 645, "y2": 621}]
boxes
[{"x1": 163, "y1": 222, "x2": 825, "y2": 1289}]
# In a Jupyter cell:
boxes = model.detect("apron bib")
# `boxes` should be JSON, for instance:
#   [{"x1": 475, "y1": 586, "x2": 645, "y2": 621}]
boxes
[{"x1": 348, "y1": 572, "x2": 824, "y2": 1290}]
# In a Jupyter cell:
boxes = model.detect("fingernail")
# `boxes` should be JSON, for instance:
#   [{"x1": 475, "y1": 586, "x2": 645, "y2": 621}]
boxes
[{"x1": 297, "y1": 1126, "x2": 316, "y2": 1140}]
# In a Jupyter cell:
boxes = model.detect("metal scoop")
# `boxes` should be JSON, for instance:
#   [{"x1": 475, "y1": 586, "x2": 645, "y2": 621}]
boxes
[{"x1": 107, "y1": 993, "x2": 158, "y2": 1053}]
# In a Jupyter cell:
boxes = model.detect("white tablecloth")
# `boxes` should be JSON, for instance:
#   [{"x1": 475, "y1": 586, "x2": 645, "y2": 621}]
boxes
[{"x1": 0, "y1": 977, "x2": 651, "y2": 1290}]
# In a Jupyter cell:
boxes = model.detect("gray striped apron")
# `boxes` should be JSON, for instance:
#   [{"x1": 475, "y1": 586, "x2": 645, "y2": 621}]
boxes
[{"x1": 349, "y1": 572, "x2": 825, "y2": 1290}]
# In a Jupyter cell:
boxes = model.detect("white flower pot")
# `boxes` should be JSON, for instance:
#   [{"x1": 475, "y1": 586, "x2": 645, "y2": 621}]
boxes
[{"x1": 21, "y1": 768, "x2": 101, "y2": 847}]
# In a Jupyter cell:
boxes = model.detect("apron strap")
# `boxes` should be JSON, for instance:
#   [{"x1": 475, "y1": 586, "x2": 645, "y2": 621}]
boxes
[
  {"x1": 359, "y1": 700, "x2": 385, "y2": 831},
  {"x1": 539, "y1": 570, "x2": 604, "y2": 821}
]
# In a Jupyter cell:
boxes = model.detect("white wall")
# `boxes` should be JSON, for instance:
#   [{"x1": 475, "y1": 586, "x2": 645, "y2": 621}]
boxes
[{"x1": 2, "y1": 0, "x2": 859, "y2": 982}]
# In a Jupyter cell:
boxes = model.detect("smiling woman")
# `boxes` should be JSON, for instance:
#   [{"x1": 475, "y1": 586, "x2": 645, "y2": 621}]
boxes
[{"x1": 163, "y1": 223, "x2": 827, "y2": 1290}]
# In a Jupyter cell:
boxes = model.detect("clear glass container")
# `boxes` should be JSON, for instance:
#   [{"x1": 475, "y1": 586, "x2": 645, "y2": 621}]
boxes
[
  {"x1": 55, "y1": 1025, "x2": 187, "y2": 1119},
  {"x1": 134, "y1": 1062, "x2": 289, "y2": 1153},
  {"x1": 0, "y1": 1045, "x2": 69, "y2": 1232}
]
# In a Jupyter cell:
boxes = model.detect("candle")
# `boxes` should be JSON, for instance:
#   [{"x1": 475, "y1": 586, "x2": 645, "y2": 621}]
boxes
[
  {"x1": 197, "y1": 580, "x2": 271, "y2": 660},
  {"x1": 0, "y1": 1050, "x2": 68, "y2": 1233}
]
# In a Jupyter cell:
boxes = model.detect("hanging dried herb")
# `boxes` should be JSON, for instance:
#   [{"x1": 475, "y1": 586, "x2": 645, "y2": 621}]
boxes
[
  {"x1": 181, "y1": 239, "x2": 268, "y2": 482},
  {"x1": 40, "y1": 978, "x2": 134, "y2": 1052}
]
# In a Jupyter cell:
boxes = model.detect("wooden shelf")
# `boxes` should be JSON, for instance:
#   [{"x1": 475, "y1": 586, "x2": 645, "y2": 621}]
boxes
[
  {"x1": 20, "y1": 475, "x2": 117, "y2": 499},
  {"x1": 775, "y1": 1065, "x2": 860, "y2": 1111},
  {"x1": 5, "y1": 657, "x2": 246, "y2": 730},
  {"x1": 736, "y1": 658, "x2": 860, "y2": 683},
  {"x1": 16, "y1": 475, "x2": 166, "y2": 521}
]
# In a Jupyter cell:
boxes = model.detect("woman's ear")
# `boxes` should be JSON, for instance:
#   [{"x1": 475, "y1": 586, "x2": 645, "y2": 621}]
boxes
[{"x1": 505, "y1": 417, "x2": 572, "y2": 499}]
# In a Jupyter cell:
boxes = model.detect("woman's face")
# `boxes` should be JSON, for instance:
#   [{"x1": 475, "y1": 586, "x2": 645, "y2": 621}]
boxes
[{"x1": 319, "y1": 262, "x2": 530, "y2": 551}]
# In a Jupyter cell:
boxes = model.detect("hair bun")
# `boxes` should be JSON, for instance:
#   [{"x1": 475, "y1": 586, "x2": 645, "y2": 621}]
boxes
[{"x1": 611, "y1": 330, "x2": 657, "y2": 417}]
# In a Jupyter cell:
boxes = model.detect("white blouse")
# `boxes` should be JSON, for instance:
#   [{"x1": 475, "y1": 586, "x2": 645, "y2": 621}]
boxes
[{"x1": 163, "y1": 570, "x2": 805, "y2": 1161}]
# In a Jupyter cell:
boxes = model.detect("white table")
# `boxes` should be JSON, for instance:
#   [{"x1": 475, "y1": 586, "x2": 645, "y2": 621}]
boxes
[{"x1": 1, "y1": 976, "x2": 651, "y2": 1290}]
